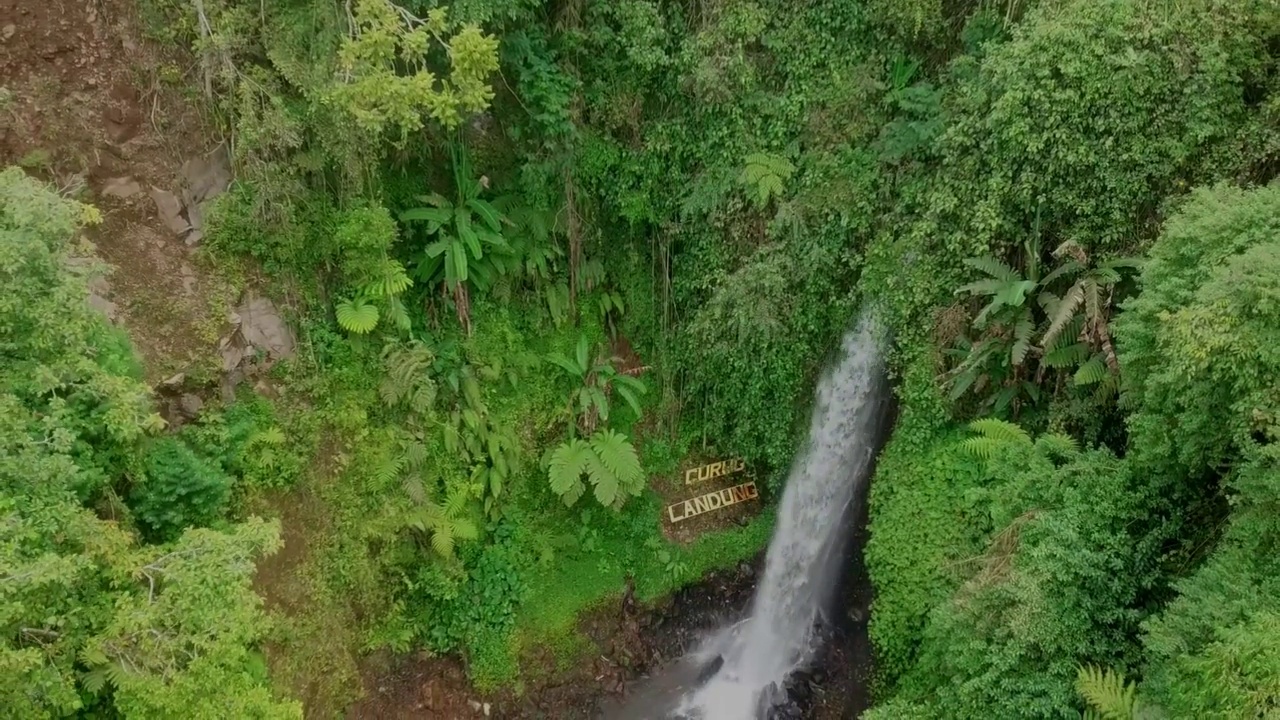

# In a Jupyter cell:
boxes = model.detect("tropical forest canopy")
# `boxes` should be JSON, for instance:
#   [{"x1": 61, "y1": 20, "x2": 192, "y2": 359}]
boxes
[{"x1": 4, "y1": 0, "x2": 1280, "y2": 717}]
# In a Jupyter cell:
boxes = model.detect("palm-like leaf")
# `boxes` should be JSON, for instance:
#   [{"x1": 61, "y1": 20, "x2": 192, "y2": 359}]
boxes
[
  {"x1": 548, "y1": 439, "x2": 592, "y2": 506},
  {"x1": 546, "y1": 352, "x2": 585, "y2": 378},
  {"x1": 614, "y1": 384, "x2": 643, "y2": 418},
  {"x1": 467, "y1": 198, "x2": 502, "y2": 232},
  {"x1": 962, "y1": 254, "x2": 1019, "y2": 283},
  {"x1": 591, "y1": 430, "x2": 643, "y2": 491},
  {"x1": 336, "y1": 297, "x2": 379, "y2": 334},
  {"x1": 585, "y1": 450, "x2": 619, "y2": 507}
]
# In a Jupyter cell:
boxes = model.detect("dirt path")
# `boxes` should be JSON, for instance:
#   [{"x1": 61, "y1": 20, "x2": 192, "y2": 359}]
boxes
[{"x1": 2, "y1": 0, "x2": 235, "y2": 382}]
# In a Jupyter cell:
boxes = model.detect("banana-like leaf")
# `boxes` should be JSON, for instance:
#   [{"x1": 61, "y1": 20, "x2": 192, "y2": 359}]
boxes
[{"x1": 467, "y1": 198, "x2": 503, "y2": 232}]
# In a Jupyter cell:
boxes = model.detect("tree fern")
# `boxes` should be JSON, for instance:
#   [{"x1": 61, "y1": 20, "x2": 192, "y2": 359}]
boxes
[
  {"x1": 380, "y1": 341, "x2": 437, "y2": 413},
  {"x1": 1034, "y1": 432, "x2": 1080, "y2": 459},
  {"x1": 738, "y1": 152, "x2": 795, "y2": 209},
  {"x1": 1076, "y1": 665, "x2": 1140, "y2": 720},
  {"x1": 586, "y1": 450, "x2": 620, "y2": 506},
  {"x1": 548, "y1": 438, "x2": 592, "y2": 506},
  {"x1": 403, "y1": 495, "x2": 478, "y2": 560},
  {"x1": 547, "y1": 430, "x2": 645, "y2": 510},
  {"x1": 592, "y1": 430, "x2": 642, "y2": 488}
]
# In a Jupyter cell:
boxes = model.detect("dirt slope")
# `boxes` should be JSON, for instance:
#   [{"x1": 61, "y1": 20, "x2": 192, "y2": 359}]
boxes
[{"x1": 2, "y1": 0, "x2": 234, "y2": 382}]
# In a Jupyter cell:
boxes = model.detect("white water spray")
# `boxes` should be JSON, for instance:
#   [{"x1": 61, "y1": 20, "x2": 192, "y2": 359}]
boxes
[{"x1": 677, "y1": 313, "x2": 890, "y2": 719}]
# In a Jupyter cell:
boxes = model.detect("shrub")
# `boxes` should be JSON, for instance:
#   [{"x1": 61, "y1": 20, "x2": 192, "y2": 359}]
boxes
[{"x1": 131, "y1": 438, "x2": 232, "y2": 541}]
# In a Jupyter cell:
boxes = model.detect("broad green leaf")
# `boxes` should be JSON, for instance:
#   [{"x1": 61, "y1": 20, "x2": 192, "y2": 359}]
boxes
[
  {"x1": 400, "y1": 206, "x2": 453, "y2": 224},
  {"x1": 467, "y1": 198, "x2": 502, "y2": 232},
  {"x1": 335, "y1": 297, "x2": 379, "y2": 334},
  {"x1": 614, "y1": 384, "x2": 643, "y2": 418}
]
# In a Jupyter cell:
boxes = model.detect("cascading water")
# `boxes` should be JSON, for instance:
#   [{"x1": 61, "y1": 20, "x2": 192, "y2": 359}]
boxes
[{"x1": 612, "y1": 312, "x2": 890, "y2": 720}]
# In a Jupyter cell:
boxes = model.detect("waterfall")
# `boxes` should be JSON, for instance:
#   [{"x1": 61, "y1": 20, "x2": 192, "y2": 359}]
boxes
[{"x1": 676, "y1": 312, "x2": 890, "y2": 719}]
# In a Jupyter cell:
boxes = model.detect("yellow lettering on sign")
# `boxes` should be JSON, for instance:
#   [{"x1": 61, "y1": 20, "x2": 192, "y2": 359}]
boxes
[
  {"x1": 666, "y1": 482, "x2": 760, "y2": 524},
  {"x1": 684, "y1": 458, "x2": 748, "y2": 485}
]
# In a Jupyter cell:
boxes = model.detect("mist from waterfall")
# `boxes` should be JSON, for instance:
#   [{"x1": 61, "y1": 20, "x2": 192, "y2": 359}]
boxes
[{"x1": 677, "y1": 312, "x2": 890, "y2": 719}]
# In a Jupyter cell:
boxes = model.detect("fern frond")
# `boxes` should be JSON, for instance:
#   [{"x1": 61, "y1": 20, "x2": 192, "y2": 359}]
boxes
[
  {"x1": 738, "y1": 153, "x2": 794, "y2": 207},
  {"x1": 374, "y1": 261, "x2": 413, "y2": 297},
  {"x1": 968, "y1": 418, "x2": 1033, "y2": 445},
  {"x1": 1042, "y1": 284, "x2": 1084, "y2": 350},
  {"x1": 585, "y1": 451, "x2": 620, "y2": 507},
  {"x1": 962, "y1": 437, "x2": 1004, "y2": 461},
  {"x1": 1076, "y1": 665, "x2": 1138, "y2": 720},
  {"x1": 1041, "y1": 258, "x2": 1084, "y2": 287},
  {"x1": 590, "y1": 430, "x2": 643, "y2": 495},
  {"x1": 452, "y1": 516, "x2": 479, "y2": 541},
  {"x1": 1011, "y1": 316, "x2": 1034, "y2": 366},
  {"x1": 386, "y1": 294, "x2": 411, "y2": 332},
  {"x1": 548, "y1": 439, "x2": 591, "y2": 506},
  {"x1": 430, "y1": 522, "x2": 454, "y2": 558},
  {"x1": 955, "y1": 278, "x2": 1011, "y2": 297},
  {"x1": 81, "y1": 667, "x2": 110, "y2": 695},
  {"x1": 373, "y1": 453, "x2": 404, "y2": 486},
  {"x1": 402, "y1": 473, "x2": 427, "y2": 504},
  {"x1": 443, "y1": 485, "x2": 470, "y2": 517},
  {"x1": 1034, "y1": 433, "x2": 1079, "y2": 458},
  {"x1": 1074, "y1": 354, "x2": 1108, "y2": 386},
  {"x1": 1083, "y1": 278, "x2": 1102, "y2": 325},
  {"x1": 1047, "y1": 314, "x2": 1087, "y2": 353}
]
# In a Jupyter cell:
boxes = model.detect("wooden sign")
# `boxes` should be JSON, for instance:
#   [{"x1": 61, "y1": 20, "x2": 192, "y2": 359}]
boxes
[
  {"x1": 667, "y1": 481, "x2": 759, "y2": 524},
  {"x1": 685, "y1": 458, "x2": 746, "y2": 486}
]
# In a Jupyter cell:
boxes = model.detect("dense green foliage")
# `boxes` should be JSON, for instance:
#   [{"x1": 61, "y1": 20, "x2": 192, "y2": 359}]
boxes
[
  {"x1": 16, "y1": 0, "x2": 1280, "y2": 714},
  {"x1": 0, "y1": 169, "x2": 298, "y2": 717}
]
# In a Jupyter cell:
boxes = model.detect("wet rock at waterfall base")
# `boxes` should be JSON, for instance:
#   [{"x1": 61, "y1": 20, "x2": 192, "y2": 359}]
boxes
[{"x1": 695, "y1": 655, "x2": 724, "y2": 686}]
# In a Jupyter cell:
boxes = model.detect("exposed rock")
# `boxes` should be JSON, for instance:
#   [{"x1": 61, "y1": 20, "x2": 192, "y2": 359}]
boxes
[
  {"x1": 159, "y1": 372, "x2": 185, "y2": 388},
  {"x1": 148, "y1": 186, "x2": 190, "y2": 236},
  {"x1": 695, "y1": 655, "x2": 724, "y2": 686},
  {"x1": 101, "y1": 176, "x2": 141, "y2": 198},
  {"x1": 180, "y1": 144, "x2": 231, "y2": 205},
  {"x1": 218, "y1": 338, "x2": 245, "y2": 373},
  {"x1": 237, "y1": 293, "x2": 296, "y2": 360},
  {"x1": 177, "y1": 393, "x2": 203, "y2": 420},
  {"x1": 218, "y1": 293, "x2": 294, "y2": 376},
  {"x1": 87, "y1": 290, "x2": 118, "y2": 320}
]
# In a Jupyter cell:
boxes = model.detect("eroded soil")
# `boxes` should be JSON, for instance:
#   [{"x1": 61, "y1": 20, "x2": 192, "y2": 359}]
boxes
[{"x1": 2, "y1": 0, "x2": 235, "y2": 382}]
